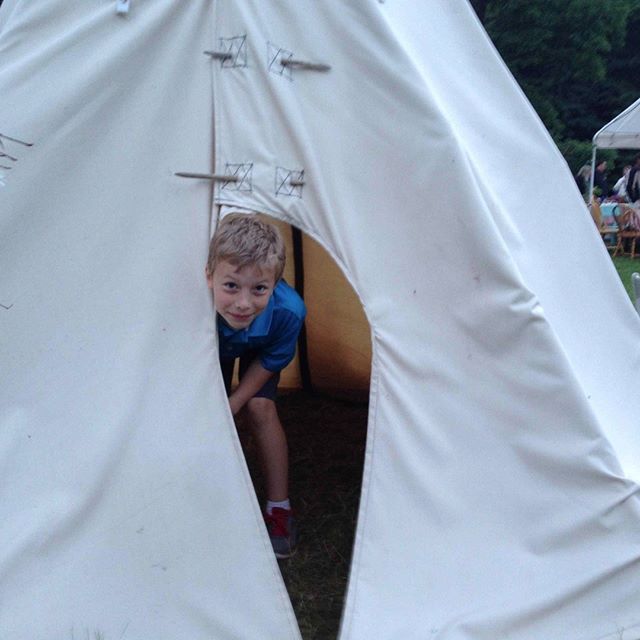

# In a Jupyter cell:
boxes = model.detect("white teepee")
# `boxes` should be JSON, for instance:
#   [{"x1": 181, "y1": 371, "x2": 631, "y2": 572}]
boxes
[{"x1": 1, "y1": 1, "x2": 639, "y2": 639}]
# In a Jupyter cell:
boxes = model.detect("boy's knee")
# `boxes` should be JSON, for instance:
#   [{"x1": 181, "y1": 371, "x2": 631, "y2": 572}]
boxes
[{"x1": 246, "y1": 396, "x2": 278, "y2": 425}]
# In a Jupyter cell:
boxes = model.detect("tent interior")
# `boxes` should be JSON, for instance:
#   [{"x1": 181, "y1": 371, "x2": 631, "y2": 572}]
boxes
[
  {"x1": 245, "y1": 213, "x2": 371, "y2": 394},
  {"x1": 224, "y1": 211, "x2": 372, "y2": 636}
]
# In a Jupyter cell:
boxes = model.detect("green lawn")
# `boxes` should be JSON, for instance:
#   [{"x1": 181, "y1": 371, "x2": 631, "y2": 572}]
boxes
[{"x1": 612, "y1": 256, "x2": 639, "y2": 302}]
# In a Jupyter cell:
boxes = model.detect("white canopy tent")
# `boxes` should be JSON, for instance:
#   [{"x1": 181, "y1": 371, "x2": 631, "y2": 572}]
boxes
[
  {"x1": 590, "y1": 96, "x2": 640, "y2": 198},
  {"x1": 594, "y1": 96, "x2": 640, "y2": 149},
  {"x1": 1, "y1": 2, "x2": 640, "y2": 640}
]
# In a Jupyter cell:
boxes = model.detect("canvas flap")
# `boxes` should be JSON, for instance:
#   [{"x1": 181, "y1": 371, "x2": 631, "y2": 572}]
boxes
[
  {"x1": 210, "y1": 1, "x2": 640, "y2": 639},
  {"x1": 0, "y1": 2, "x2": 300, "y2": 638}
]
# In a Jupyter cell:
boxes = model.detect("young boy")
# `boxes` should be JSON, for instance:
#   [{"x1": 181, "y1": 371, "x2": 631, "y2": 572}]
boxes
[{"x1": 205, "y1": 213, "x2": 306, "y2": 559}]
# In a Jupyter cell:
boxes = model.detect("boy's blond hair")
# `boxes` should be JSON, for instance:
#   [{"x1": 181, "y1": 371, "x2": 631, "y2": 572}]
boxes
[{"x1": 206, "y1": 213, "x2": 286, "y2": 281}]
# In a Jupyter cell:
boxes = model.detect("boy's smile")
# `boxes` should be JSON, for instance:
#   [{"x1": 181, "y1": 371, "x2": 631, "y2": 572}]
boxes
[{"x1": 207, "y1": 259, "x2": 277, "y2": 330}]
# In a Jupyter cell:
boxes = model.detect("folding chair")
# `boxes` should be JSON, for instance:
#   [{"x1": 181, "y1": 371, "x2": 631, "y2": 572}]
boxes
[{"x1": 612, "y1": 206, "x2": 640, "y2": 258}]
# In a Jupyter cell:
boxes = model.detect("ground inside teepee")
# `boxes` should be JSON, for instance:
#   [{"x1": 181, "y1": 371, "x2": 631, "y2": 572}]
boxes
[{"x1": 236, "y1": 389, "x2": 369, "y2": 640}]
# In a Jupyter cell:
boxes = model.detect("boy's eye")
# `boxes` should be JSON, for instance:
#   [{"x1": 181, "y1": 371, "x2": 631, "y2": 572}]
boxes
[
  {"x1": 254, "y1": 285, "x2": 269, "y2": 293},
  {"x1": 223, "y1": 282, "x2": 238, "y2": 290}
]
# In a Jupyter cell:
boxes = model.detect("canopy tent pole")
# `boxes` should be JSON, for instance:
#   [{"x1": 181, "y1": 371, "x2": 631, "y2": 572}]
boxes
[{"x1": 589, "y1": 143, "x2": 597, "y2": 205}]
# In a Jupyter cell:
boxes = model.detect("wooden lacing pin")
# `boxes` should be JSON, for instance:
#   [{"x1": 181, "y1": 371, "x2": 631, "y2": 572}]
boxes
[
  {"x1": 280, "y1": 58, "x2": 331, "y2": 73},
  {"x1": 203, "y1": 50, "x2": 234, "y2": 62},
  {"x1": 0, "y1": 133, "x2": 33, "y2": 147},
  {"x1": 174, "y1": 172, "x2": 240, "y2": 183}
]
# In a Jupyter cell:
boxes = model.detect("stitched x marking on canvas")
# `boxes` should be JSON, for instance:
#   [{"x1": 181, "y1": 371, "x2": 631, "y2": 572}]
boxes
[
  {"x1": 275, "y1": 167, "x2": 304, "y2": 198},
  {"x1": 218, "y1": 35, "x2": 248, "y2": 68},
  {"x1": 267, "y1": 42, "x2": 294, "y2": 81},
  {"x1": 222, "y1": 163, "x2": 253, "y2": 192}
]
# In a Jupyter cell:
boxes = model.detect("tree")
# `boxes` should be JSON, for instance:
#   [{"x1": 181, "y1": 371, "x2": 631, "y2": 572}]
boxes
[
  {"x1": 469, "y1": 0, "x2": 490, "y2": 23},
  {"x1": 481, "y1": 0, "x2": 639, "y2": 170}
]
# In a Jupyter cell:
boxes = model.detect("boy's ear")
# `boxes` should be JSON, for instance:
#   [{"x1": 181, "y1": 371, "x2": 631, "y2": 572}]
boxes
[{"x1": 205, "y1": 267, "x2": 213, "y2": 289}]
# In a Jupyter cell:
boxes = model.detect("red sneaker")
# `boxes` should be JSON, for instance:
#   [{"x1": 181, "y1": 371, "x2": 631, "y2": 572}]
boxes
[{"x1": 264, "y1": 508, "x2": 298, "y2": 559}]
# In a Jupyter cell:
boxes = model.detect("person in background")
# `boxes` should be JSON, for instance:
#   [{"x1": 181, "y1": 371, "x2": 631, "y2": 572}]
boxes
[
  {"x1": 574, "y1": 164, "x2": 591, "y2": 202},
  {"x1": 626, "y1": 155, "x2": 640, "y2": 204},
  {"x1": 612, "y1": 165, "x2": 631, "y2": 200},
  {"x1": 593, "y1": 160, "x2": 609, "y2": 199}
]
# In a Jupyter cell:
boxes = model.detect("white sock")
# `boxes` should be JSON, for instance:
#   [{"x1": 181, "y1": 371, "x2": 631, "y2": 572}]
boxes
[{"x1": 266, "y1": 499, "x2": 290, "y2": 515}]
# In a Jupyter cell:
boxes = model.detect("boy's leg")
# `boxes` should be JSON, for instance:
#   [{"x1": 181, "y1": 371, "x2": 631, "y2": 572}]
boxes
[
  {"x1": 245, "y1": 397, "x2": 289, "y2": 502},
  {"x1": 245, "y1": 397, "x2": 298, "y2": 558},
  {"x1": 236, "y1": 351, "x2": 288, "y2": 501},
  {"x1": 237, "y1": 352, "x2": 297, "y2": 558}
]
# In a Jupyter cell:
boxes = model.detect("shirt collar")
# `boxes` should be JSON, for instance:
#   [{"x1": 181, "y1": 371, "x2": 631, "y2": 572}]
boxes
[{"x1": 218, "y1": 294, "x2": 275, "y2": 341}]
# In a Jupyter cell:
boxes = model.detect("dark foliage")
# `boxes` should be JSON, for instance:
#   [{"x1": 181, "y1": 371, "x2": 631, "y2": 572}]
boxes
[{"x1": 473, "y1": 1, "x2": 640, "y2": 173}]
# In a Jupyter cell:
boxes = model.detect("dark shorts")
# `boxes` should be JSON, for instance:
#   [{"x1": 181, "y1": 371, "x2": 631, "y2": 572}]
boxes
[{"x1": 219, "y1": 349, "x2": 280, "y2": 401}]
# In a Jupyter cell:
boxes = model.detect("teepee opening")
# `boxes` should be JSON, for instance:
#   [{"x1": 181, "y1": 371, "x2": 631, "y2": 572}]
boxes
[{"x1": 222, "y1": 213, "x2": 371, "y2": 638}]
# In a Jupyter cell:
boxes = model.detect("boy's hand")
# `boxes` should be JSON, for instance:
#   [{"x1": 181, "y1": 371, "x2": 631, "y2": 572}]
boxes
[{"x1": 228, "y1": 360, "x2": 275, "y2": 415}]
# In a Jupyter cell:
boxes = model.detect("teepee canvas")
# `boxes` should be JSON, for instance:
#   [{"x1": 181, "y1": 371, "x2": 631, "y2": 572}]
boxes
[{"x1": 1, "y1": 1, "x2": 639, "y2": 639}]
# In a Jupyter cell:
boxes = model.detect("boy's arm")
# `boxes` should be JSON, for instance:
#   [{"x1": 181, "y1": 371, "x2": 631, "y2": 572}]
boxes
[{"x1": 228, "y1": 359, "x2": 275, "y2": 415}]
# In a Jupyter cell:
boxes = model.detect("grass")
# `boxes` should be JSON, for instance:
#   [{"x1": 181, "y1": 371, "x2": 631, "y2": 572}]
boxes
[{"x1": 612, "y1": 255, "x2": 639, "y2": 302}]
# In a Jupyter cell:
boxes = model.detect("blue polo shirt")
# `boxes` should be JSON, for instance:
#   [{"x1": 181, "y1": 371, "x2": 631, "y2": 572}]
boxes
[{"x1": 217, "y1": 279, "x2": 306, "y2": 373}]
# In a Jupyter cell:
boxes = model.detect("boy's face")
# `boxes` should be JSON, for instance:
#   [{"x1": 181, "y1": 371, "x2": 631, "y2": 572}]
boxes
[{"x1": 206, "y1": 259, "x2": 277, "y2": 330}]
